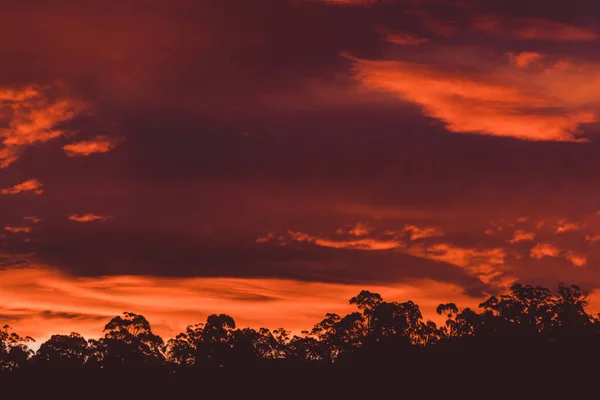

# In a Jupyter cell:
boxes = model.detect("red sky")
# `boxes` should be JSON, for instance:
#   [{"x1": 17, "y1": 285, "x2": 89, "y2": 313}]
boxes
[{"x1": 2, "y1": 0, "x2": 600, "y2": 344}]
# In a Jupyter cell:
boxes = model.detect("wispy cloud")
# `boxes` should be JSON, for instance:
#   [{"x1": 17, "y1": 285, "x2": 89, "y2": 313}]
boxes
[
  {"x1": 554, "y1": 219, "x2": 581, "y2": 233},
  {"x1": 349, "y1": 53, "x2": 599, "y2": 141},
  {"x1": 509, "y1": 230, "x2": 536, "y2": 243},
  {"x1": 0, "y1": 266, "x2": 481, "y2": 343},
  {"x1": 287, "y1": 230, "x2": 402, "y2": 250},
  {"x1": 0, "y1": 84, "x2": 85, "y2": 168},
  {"x1": 67, "y1": 214, "x2": 110, "y2": 223},
  {"x1": 405, "y1": 242, "x2": 508, "y2": 285},
  {"x1": 566, "y1": 252, "x2": 587, "y2": 267},
  {"x1": 474, "y1": 16, "x2": 598, "y2": 41},
  {"x1": 4, "y1": 226, "x2": 31, "y2": 233},
  {"x1": 508, "y1": 52, "x2": 544, "y2": 68},
  {"x1": 1, "y1": 179, "x2": 44, "y2": 195},
  {"x1": 402, "y1": 224, "x2": 444, "y2": 241},
  {"x1": 63, "y1": 135, "x2": 123, "y2": 157},
  {"x1": 530, "y1": 242, "x2": 561, "y2": 259}
]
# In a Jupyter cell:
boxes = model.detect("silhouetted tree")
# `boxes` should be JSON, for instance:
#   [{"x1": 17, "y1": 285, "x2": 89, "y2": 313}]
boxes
[
  {"x1": 34, "y1": 332, "x2": 88, "y2": 368},
  {"x1": 0, "y1": 325, "x2": 34, "y2": 371},
  {"x1": 91, "y1": 312, "x2": 165, "y2": 368}
]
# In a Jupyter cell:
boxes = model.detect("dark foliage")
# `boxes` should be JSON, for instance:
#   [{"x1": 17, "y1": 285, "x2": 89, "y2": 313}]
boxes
[{"x1": 2, "y1": 283, "x2": 598, "y2": 398}]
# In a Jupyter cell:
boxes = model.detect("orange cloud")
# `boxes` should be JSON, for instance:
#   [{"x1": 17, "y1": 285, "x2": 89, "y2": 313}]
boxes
[
  {"x1": 554, "y1": 219, "x2": 581, "y2": 233},
  {"x1": 288, "y1": 230, "x2": 401, "y2": 250},
  {"x1": 508, "y1": 52, "x2": 544, "y2": 68},
  {"x1": 1, "y1": 179, "x2": 44, "y2": 195},
  {"x1": 0, "y1": 84, "x2": 85, "y2": 168},
  {"x1": 509, "y1": 230, "x2": 535, "y2": 243},
  {"x1": 349, "y1": 54, "x2": 598, "y2": 141},
  {"x1": 23, "y1": 216, "x2": 41, "y2": 223},
  {"x1": 256, "y1": 232, "x2": 275, "y2": 244},
  {"x1": 530, "y1": 242, "x2": 561, "y2": 259},
  {"x1": 586, "y1": 234, "x2": 600, "y2": 244},
  {"x1": 565, "y1": 252, "x2": 587, "y2": 268},
  {"x1": 63, "y1": 135, "x2": 123, "y2": 157},
  {"x1": 405, "y1": 243, "x2": 508, "y2": 285},
  {"x1": 4, "y1": 226, "x2": 31, "y2": 233},
  {"x1": 336, "y1": 222, "x2": 371, "y2": 237},
  {"x1": 474, "y1": 16, "x2": 598, "y2": 41},
  {"x1": 0, "y1": 266, "x2": 482, "y2": 346},
  {"x1": 67, "y1": 214, "x2": 109, "y2": 223},
  {"x1": 402, "y1": 224, "x2": 444, "y2": 240}
]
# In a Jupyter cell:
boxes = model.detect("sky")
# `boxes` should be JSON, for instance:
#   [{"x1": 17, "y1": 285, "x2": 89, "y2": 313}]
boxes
[{"x1": 2, "y1": 0, "x2": 600, "y2": 344}]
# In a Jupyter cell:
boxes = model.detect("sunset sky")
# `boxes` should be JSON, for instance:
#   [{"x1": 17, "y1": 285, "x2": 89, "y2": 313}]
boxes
[{"x1": 2, "y1": 0, "x2": 600, "y2": 345}]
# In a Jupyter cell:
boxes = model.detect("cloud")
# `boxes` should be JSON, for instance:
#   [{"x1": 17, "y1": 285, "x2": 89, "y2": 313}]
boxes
[
  {"x1": 530, "y1": 242, "x2": 561, "y2": 259},
  {"x1": 336, "y1": 222, "x2": 371, "y2": 237},
  {"x1": 1, "y1": 179, "x2": 44, "y2": 195},
  {"x1": 402, "y1": 224, "x2": 444, "y2": 240},
  {"x1": 0, "y1": 266, "x2": 482, "y2": 344},
  {"x1": 566, "y1": 252, "x2": 587, "y2": 267},
  {"x1": 350, "y1": 54, "x2": 599, "y2": 141},
  {"x1": 4, "y1": 226, "x2": 31, "y2": 233},
  {"x1": 586, "y1": 234, "x2": 600, "y2": 244},
  {"x1": 554, "y1": 219, "x2": 581, "y2": 233},
  {"x1": 0, "y1": 84, "x2": 86, "y2": 168},
  {"x1": 288, "y1": 229, "x2": 402, "y2": 250},
  {"x1": 23, "y1": 216, "x2": 41, "y2": 224},
  {"x1": 508, "y1": 52, "x2": 544, "y2": 68},
  {"x1": 63, "y1": 135, "x2": 123, "y2": 157},
  {"x1": 474, "y1": 16, "x2": 598, "y2": 41},
  {"x1": 405, "y1": 242, "x2": 508, "y2": 285},
  {"x1": 67, "y1": 214, "x2": 109, "y2": 223},
  {"x1": 256, "y1": 232, "x2": 275, "y2": 244},
  {"x1": 509, "y1": 230, "x2": 536, "y2": 243}
]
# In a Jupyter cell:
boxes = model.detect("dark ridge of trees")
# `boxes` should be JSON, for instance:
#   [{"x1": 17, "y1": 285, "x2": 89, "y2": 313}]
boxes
[{"x1": 2, "y1": 282, "x2": 600, "y2": 397}]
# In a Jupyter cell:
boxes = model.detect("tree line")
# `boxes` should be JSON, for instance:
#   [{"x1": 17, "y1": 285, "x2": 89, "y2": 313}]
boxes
[{"x1": 2, "y1": 282, "x2": 598, "y2": 373}]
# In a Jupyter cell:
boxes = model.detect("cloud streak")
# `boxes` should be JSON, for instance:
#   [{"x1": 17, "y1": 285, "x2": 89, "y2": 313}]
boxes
[
  {"x1": 0, "y1": 84, "x2": 85, "y2": 168},
  {"x1": 1, "y1": 179, "x2": 44, "y2": 195},
  {"x1": 63, "y1": 136, "x2": 123, "y2": 157},
  {"x1": 67, "y1": 214, "x2": 110, "y2": 223},
  {"x1": 349, "y1": 55, "x2": 598, "y2": 141}
]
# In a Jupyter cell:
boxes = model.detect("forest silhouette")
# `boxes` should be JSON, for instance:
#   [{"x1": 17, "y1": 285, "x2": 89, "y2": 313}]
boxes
[{"x1": 2, "y1": 282, "x2": 598, "y2": 397}]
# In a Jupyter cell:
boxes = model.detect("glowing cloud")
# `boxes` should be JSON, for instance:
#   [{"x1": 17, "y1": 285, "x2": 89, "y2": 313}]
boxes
[
  {"x1": 554, "y1": 220, "x2": 581, "y2": 233},
  {"x1": 67, "y1": 214, "x2": 110, "y2": 223},
  {"x1": 1, "y1": 179, "x2": 44, "y2": 195},
  {"x1": 23, "y1": 216, "x2": 41, "y2": 223},
  {"x1": 288, "y1": 230, "x2": 401, "y2": 250},
  {"x1": 349, "y1": 54, "x2": 598, "y2": 141},
  {"x1": 63, "y1": 135, "x2": 123, "y2": 157},
  {"x1": 530, "y1": 243, "x2": 561, "y2": 259},
  {"x1": 256, "y1": 232, "x2": 275, "y2": 244},
  {"x1": 508, "y1": 52, "x2": 544, "y2": 68},
  {"x1": 4, "y1": 226, "x2": 31, "y2": 233},
  {"x1": 405, "y1": 243, "x2": 508, "y2": 285},
  {"x1": 509, "y1": 230, "x2": 536, "y2": 243},
  {"x1": 0, "y1": 84, "x2": 85, "y2": 168},
  {"x1": 0, "y1": 266, "x2": 481, "y2": 344},
  {"x1": 566, "y1": 252, "x2": 587, "y2": 267},
  {"x1": 586, "y1": 234, "x2": 600, "y2": 244},
  {"x1": 402, "y1": 225, "x2": 444, "y2": 241},
  {"x1": 336, "y1": 222, "x2": 371, "y2": 237}
]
